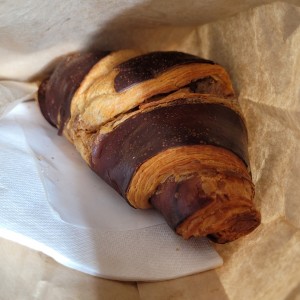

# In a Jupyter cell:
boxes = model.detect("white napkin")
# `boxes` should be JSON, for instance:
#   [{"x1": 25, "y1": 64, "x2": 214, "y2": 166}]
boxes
[{"x1": 0, "y1": 82, "x2": 222, "y2": 281}]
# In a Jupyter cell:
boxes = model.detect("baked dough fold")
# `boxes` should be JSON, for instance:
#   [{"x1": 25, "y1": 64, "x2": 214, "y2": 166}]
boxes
[{"x1": 38, "y1": 50, "x2": 260, "y2": 243}]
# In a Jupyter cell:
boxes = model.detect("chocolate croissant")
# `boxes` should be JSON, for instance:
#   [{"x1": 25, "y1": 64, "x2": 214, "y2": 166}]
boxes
[{"x1": 38, "y1": 50, "x2": 260, "y2": 243}]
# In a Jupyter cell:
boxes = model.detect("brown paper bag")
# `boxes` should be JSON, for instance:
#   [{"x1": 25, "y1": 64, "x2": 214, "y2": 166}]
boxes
[{"x1": 0, "y1": 0, "x2": 299, "y2": 299}]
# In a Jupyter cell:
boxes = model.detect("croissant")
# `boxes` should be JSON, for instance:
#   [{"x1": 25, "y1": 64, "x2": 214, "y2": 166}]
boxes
[{"x1": 38, "y1": 50, "x2": 260, "y2": 243}]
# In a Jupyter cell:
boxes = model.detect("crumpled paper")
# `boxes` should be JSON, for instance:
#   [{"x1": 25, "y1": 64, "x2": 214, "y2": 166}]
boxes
[
  {"x1": 196, "y1": 2, "x2": 300, "y2": 299},
  {"x1": 0, "y1": 81, "x2": 37, "y2": 117},
  {"x1": 0, "y1": 0, "x2": 300, "y2": 297}
]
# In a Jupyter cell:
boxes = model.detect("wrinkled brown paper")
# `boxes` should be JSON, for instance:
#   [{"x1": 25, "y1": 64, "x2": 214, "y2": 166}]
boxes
[
  {"x1": 0, "y1": 0, "x2": 299, "y2": 299},
  {"x1": 197, "y1": 2, "x2": 300, "y2": 299}
]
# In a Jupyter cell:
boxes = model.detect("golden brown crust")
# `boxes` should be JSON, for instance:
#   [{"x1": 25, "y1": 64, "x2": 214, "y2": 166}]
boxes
[
  {"x1": 71, "y1": 63, "x2": 234, "y2": 132},
  {"x1": 37, "y1": 50, "x2": 260, "y2": 243},
  {"x1": 127, "y1": 145, "x2": 250, "y2": 209},
  {"x1": 66, "y1": 50, "x2": 142, "y2": 162},
  {"x1": 64, "y1": 51, "x2": 235, "y2": 165},
  {"x1": 142, "y1": 146, "x2": 260, "y2": 243}
]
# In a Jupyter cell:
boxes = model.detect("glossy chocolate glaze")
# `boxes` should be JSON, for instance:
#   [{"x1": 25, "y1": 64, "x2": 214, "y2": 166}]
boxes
[
  {"x1": 114, "y1": 51, "x2": 215, "y2": 92},
  {"x1": 150, "y1": 176, "x2": 213, "y2": 229},
  {"x1": 38, "y1": 51, "x2": 110, "y2": 134},
  {"x1": 91, "y1": 99, "x2": 249, "y2": 201}
]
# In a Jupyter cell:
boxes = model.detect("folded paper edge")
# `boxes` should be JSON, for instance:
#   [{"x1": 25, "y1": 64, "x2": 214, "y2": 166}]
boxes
[{"x1": 0, "y1": 227, "x2": 223, "y2": 281}]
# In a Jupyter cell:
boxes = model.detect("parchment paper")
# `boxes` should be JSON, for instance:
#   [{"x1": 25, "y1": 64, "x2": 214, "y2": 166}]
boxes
[
  {"x1": 0, "y1": 0, "x2": 300, "y2": 298},
  {"x1": 197, "y1": 2, "x2": 300, "y2": 299}
]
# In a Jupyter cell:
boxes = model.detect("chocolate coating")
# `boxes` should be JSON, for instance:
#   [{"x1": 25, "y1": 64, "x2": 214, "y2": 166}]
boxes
[
  {"x1": 38, "y1": 51, "x2": 110, "y2": 134},
  {"x1": 38, "y1": 78, "x2": 56, "y2": 127},
  {"x1": 114, "y1": 51, "x2": 215, "y2": 92},
  {"x1": 150, "y1": 176, "x2": 213, "y2": 229},
  {"x1": 150, "y1": 175, "x2": 260, "y2": 242},
  {"x1": 91, "y1": 100, "x2": 249, "y2": 200}
]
